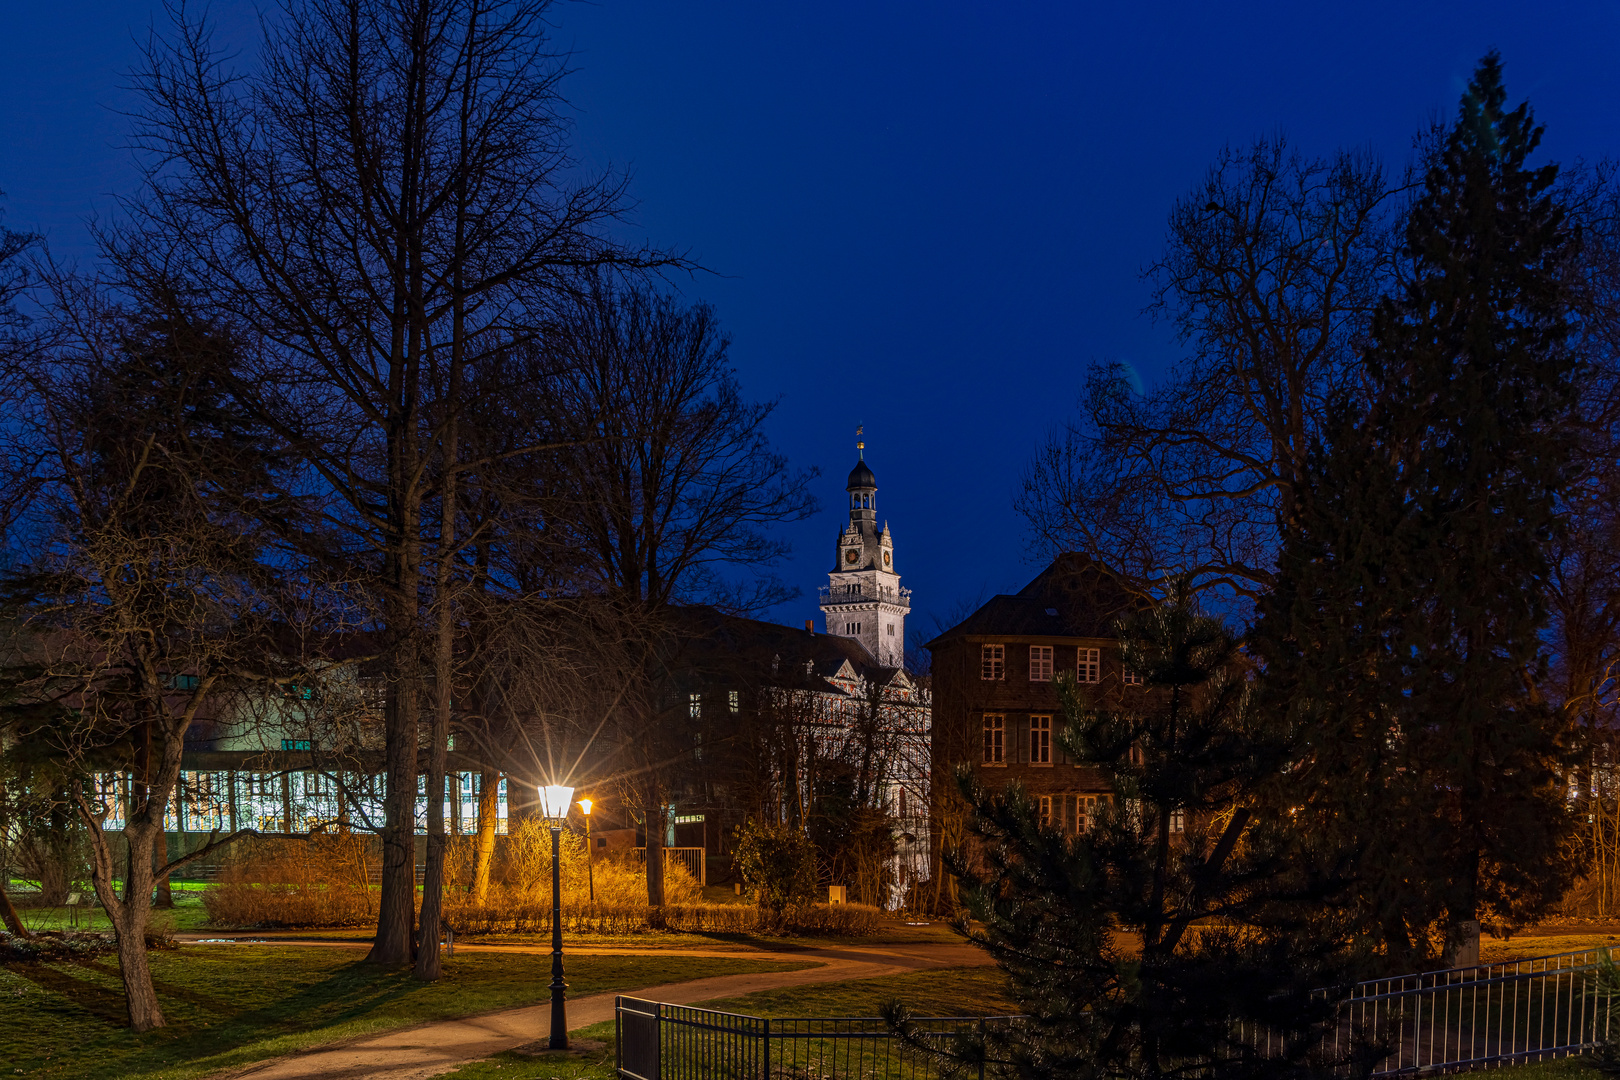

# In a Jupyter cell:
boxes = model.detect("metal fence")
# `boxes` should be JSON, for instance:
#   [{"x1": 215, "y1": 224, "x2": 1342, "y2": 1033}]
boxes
[
  {"x1": 618, "y1": 948, "x2": 1620, "y2": 1080},
  {"x1": 1335, "y1": 947, "x2": 1619, "y2": 1074},
  {"x1": 616, "y1": 997, "x2": 1019, "y2": 1080}
]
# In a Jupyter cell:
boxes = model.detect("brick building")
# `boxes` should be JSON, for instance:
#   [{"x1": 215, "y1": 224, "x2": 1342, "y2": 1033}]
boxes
[{"x1": 926, "y1": 554, "x2": 1144, "y2": 843}]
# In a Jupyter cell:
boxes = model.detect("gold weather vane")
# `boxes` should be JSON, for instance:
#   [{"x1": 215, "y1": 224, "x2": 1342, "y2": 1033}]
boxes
[{"x1": 856, "y1": 424, "x2": 864, "y2": 460}]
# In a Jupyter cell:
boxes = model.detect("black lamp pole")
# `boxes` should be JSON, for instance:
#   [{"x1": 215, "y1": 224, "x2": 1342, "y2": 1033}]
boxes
[{"x1": 548, "y1": 818, "x2": 568, "y2": 1049}]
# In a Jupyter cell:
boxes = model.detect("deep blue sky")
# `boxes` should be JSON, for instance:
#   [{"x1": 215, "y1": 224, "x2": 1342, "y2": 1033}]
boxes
[{"x1": 5, "y1": 2, "x2": 1620, "y2": 645}]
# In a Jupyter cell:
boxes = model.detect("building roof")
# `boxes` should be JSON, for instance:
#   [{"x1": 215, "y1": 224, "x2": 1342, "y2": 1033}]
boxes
[
  {"x1": 925, "y1": 553, "x2": 1146, "y2": 648},
  {"x1": 665, "y1": 606, "x2": 914, "y2": 696},
  {"x1": 847, "y1": 459, "x2": 876, "y2": 490}
]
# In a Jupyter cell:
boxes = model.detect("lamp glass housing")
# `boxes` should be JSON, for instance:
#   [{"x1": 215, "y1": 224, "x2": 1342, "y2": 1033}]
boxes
[
  {"x1": 539, "y1": 784, "x2": 575, "y2": 822},
  {"x1": 578, "y1": 798, "x2": 593, "y2": 816}
]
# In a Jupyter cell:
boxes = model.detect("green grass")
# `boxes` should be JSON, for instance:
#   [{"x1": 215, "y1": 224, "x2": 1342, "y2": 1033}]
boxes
[
  {"x1": 0, "y1": 944, "x2": 809, "y2": 1079},
  {"x1": 445, "y1": 966, "x2": 1010, "y2": 1080},
  {"x1": 686, "y1": 965, "x2": 1012, "y2": 1019},
  {"x1": 1495, "y1": 1057, "x2": 1606, "y2": 1078}
]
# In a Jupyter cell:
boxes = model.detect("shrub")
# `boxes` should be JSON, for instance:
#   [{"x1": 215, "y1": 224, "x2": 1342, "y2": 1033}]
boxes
[
  {"x1": 440, "y1": 899, "x2": 881, "y2": 937},
  {"x1": 734, "y1": 819, "x2": 819, "y2": 915},
  {"x1": 200, "y1": 835, "x2": 377, "y2": 928}
]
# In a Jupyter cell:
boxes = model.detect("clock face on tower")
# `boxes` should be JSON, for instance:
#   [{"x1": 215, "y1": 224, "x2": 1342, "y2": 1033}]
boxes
[
  {"x1": 845, "y1": 549, "x2": 860, "y2": 565},
  {"x1": 883, "y1": 550, "x2": 891, "y2": 567}
]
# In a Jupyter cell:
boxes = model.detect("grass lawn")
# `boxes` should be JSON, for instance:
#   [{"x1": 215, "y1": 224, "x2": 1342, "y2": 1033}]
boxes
[
  {"x1": 0, "y1": 944, "x2": 809, "y2": 1079},
  {"x1": 445, "y1": 965, "x2": 1011, "y2": 1080},
  {"x1": 15, "y1": 883, "x2": 215, "y2": 935},
  {"x1": 1484, "y1": 931, "x2": 1620, "y2": 965}
]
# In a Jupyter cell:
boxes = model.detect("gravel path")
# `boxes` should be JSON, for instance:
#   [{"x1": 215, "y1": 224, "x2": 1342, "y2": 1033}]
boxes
[{"x1": 199, "y1": 939, "x2": 989, "y2": 1080}]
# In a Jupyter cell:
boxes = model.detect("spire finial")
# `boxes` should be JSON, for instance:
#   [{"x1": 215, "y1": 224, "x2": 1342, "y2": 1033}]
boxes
[{"x1": 856, "y1": 423, "x2": 865, "y2": 460}]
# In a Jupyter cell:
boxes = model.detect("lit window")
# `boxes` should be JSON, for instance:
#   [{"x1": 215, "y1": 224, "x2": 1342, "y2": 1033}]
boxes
[
  {"x1": 1030, "y1": 715, "x2": 1052, "y2": 765},
  {"x1": 728, "y1": 690, "x2": 740, "y2": 714},
  {"x1": 1029, "y1": 646, "x2": 1053, "y2": 682},
  {"x1": 1038, "y1": 794, "x2": 1053, "y2": 828},
  {"x1": 689, "y1": 693, "x2": 702, "y2": 719},
  {"x1": 1063, "y1": 794, "x2": 1100, "y2": 834},
  {"x1": 981, "y1": 644, "x2": 1005, "y2": 681},
  {"x1": 983, "y1": 714, "x2": 1005, "y2": 764},
  {"x1": 1077, "y1": 648, "x2": 1100, "y2": 684},
  {"x1": 1170, "y1": 809, "x2": 1185, "y2": 834},
  {"x1": 281, "y1": 739, "x2": 312, "y2": 751}
]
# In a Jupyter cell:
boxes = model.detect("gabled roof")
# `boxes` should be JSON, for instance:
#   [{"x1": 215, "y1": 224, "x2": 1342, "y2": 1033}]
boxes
[
  {"x1": 926, "y1": 553, "x2": 1147, "y2": 648},
  {"x1": 663, "y1": 606, "x2": 915, "y2": 698}
]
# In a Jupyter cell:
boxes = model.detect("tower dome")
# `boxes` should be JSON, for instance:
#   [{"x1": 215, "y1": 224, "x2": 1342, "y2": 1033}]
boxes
[{"x1": 847, "y1": 460, "x2": 876, "y2": 490}]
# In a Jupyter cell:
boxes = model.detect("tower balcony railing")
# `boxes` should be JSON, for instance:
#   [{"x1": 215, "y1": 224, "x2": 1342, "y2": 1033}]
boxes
[{"x1": 819, "y1": 583, "x2": 912, "y2": 609}]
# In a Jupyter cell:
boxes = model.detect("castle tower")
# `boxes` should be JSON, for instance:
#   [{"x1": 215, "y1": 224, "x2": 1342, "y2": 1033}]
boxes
[{"x1": 819, "y1": 429, "x2": 910, "y2": 665}]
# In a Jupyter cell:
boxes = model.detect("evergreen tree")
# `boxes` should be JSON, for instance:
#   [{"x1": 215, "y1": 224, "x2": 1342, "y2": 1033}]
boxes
[
  {"x1": 1252, "y1": 52, "x2": 1581, "y2": 970},
  {"x1": 903, "y1": 587, "x2": 1362, "y2": 1080}
]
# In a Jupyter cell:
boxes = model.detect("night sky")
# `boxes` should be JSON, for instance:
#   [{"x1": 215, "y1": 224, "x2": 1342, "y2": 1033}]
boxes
[{"x1": 5, "y1": 2, "x2": 1619, "y2": 645}]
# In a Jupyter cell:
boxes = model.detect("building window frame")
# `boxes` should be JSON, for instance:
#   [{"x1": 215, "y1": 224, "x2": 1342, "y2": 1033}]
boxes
[
  {"x1": 981, "y1": 644, "x2": 1005, "y2": 680},
  {"x1": 982, "y1": 714, "x2": 1006, "y2": 765},
  {"x1": 1078, "y1": 647, "x2": 1100, "y2": 684},
  {"x1": 1029, "y1": 645, "x2": 1054, "y2": 682},
  {"x1": 1030, "y1": 714, "x2": 1052, "y2": 765},
  {"x1": 1123, "y1": 666, "x2": 1142, "y2": 687}
]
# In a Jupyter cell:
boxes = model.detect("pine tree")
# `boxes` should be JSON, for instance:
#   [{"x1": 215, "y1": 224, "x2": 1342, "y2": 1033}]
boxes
[
  {"x1": 905, "y1": 587, "x2": 1362, "y2": 1080},
  {"x1": 1252, "y1": 52, "x2": 1581, "y2": 970}
]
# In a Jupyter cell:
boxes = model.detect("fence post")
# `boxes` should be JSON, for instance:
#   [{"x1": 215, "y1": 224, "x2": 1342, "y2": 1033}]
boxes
[
  {"x1": 762, "y1": 1016, "x2": 770, "y2": 1080},
  {"x1": 979, "y1": 1017, "x2": 986, "y2": 1080}
]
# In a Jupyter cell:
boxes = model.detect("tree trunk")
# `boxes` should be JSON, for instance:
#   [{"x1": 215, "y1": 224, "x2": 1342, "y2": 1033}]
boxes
[
  {"x1": 472, "y1": 768, "x2": 500, "y2": 904},
  {"x1": 369, "y1": 669, "x2": 420, "y2": 966},
  {"x1": 0, "y1": 880, "x2": 31, "y2": 938},
  {"x1": 87, "y1": 814, "x2": 162, "y2": 1031},
  {"x1": 645, "y1": 793, "x2": 667, "y2": 908},
  {"x1": 113, "y1": 904, "x2": 163, "y2": 1031},
  {"x1": 152, "y1": 837, "x2": 173, "y2": 910}
]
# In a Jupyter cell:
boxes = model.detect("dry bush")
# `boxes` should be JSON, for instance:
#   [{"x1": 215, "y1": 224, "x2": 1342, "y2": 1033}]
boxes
[
  {"x1": 446, "y1": 821, "x2": 702, "y2": 906},
  {"x1": 201, "y1": 835, "x2": 378, "y2": 928},
  {"x1": 198, "y1": 826, "x2": 883, "y2": 937},
  {"x1": 441, "y1": 899, "x2": 882, "y2": 937}
]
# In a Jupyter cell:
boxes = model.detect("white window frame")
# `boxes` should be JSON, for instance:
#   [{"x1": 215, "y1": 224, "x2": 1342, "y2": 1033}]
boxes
[
  {"x1": 1123, "y1": 666, "x2": 1142, "y2": 687},
  {"x1": 1077, "y1": 648, "x2": 1100, "y2": 684},
  {"x1": 1029, "y1": 645, "x2": 1054, "y2": 682},
  {"x1": 1030, "y1": 714, "x2": 1052, "y2": 765},
  {"x1": 981, "y1": 644, "x2": 1005, "y2": 681},
  {"x1": 1038, "y1": 794, "x2": 1053, "y2": 828},
  {"x1": 1170, "y1": 808, "x2": 1186, "y2": 834},
  {"x1": 983, "y1": 714, "x2": 1006, "y2": 765}
]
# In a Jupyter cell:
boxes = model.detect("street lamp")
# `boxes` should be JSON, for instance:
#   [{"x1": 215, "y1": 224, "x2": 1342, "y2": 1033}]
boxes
[
  {"x1": 578, "y1": 798, "x2": 595, "y2": 905},
  {"x1": 539, "y1": 782, "x2": 575, "y2": 1050}
]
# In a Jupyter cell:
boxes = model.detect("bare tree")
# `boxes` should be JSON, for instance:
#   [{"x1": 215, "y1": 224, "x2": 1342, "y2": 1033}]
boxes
[
  {"x1": 0, "y1": 290, "x2": 305, "y2": 1029},
  {"x1": 120, "y1": 0, "x2": 679, "y2": 972},
  {"x1": 535, "y1": 279, "x2": 818, "y2": 905},
  {"x1": 1018, "y1": 138, "x2": 1399, "y2": 609}
]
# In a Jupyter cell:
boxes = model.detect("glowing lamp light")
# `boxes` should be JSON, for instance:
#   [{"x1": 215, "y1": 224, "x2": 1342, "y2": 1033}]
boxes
[
  {"x1": 539, "y1": 784, "x2": 575, "y2": 823},
  {"x1": 578, "y1": 798, "x2": 593, "y2": 816}
]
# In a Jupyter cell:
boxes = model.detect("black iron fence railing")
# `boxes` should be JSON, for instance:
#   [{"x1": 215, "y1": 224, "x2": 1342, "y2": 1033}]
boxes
[
  {"x1": 620, "y1": 947, "x2": 1620, "y2": 1079},
  {"x1": 616, "y1": 997, "x2": 1021, "y2": 1080}
]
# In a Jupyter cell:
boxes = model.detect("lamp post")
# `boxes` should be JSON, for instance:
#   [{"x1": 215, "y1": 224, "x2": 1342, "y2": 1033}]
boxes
[
  {"x1": 578, "y1": 798, "x2": 595, "y2": 904},
  {"x1": 539, "y1": 782, "x2": 574, "y2": 1050}
]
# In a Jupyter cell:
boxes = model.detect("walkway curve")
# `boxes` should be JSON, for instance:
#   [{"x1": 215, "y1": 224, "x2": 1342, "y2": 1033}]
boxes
[{"x1": 198, "y1": 938, "x2": 990, "y2": 1080}]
